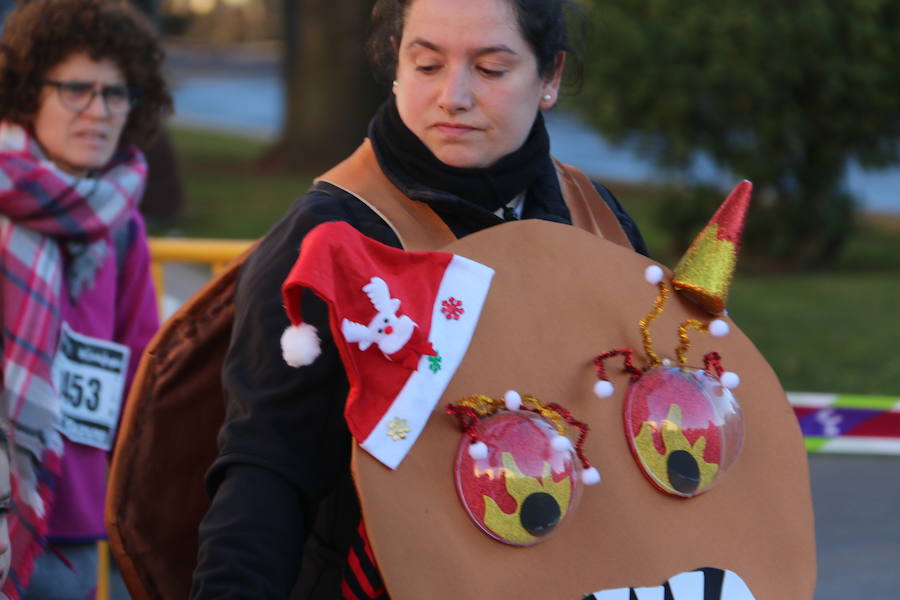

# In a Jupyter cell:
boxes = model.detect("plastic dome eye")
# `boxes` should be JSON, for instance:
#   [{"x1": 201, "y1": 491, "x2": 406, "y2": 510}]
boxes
[
  {"x1": 454, "y1": 411, "x2": 582, "y2": 546},
  {"x1": 624, "y1": 366, "x2": 744, "y2": 498}
]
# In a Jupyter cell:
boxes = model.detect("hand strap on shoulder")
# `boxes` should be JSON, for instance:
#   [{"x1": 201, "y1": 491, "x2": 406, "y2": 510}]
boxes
[
  {"x1": 316, "y1": 140, "x2": 456, "y2": 252},
  {"x1": 554, "y1": 159, "x2": 633, "y2": 250}
]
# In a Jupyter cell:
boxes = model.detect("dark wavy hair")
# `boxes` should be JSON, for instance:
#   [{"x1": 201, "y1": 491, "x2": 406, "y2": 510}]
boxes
[
  {"x1": 367, "y1": 0, "x2": 587, "y2": 89},
  {"x1": 0, "y1": 0, "x2": 172, "y2": 147}
]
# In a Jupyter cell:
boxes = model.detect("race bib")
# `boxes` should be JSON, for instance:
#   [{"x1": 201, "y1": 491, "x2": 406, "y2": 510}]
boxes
[{"x1": 52, "y1": 323, "x2": 130, "y2": 450}]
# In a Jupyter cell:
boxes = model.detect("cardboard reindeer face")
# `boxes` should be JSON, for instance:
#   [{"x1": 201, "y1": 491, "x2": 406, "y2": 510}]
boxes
[{"x1": 281, "y1": 187, "x2": 816, "y2": 600}]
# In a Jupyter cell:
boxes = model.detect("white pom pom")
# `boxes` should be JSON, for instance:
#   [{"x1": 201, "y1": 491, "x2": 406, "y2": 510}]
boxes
[
  {"x1": 468, "y1": 441, "x2": 489, "y2": 460},
  {"x1": 281, "y1": 323, "x2": 321, "y2": 367},
  {"x1": 645, "y1": 265, "x2": 664, "y2": 285},
  {"x1": 721, "y1": 371, "x2": 740, "y2": 390},
  {"x1": 709, "y1": 319, "x2": 730, "y2": 337},
  {"x1": 593, "y1": 379, "x2": 614, "y2": 398},
  {"x1": 581, "y1": 466, "x2": 601, "y2": 485},
  {"x1": 504, "y1": 390, "x2": 522, "y2": 411},
  {"x1": 551, "y1": 435, "x2": 573, "y2": 453}
]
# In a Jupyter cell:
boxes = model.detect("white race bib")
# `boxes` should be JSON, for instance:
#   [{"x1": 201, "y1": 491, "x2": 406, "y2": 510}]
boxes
[{"x1": 52, "y1": 323, "x2": 130, "y2": 450}]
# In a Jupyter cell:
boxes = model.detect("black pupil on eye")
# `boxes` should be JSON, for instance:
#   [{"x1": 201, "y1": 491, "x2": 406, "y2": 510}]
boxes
[
  {"x1": 667, "y1": 449, "x2": 701, "y2": 495},
  {"x1": 384, "y1": 318, "x2": 389, "y2": 322},
  {"x1": 519, "y1": 492, "x2": 561, "y2": 537}
]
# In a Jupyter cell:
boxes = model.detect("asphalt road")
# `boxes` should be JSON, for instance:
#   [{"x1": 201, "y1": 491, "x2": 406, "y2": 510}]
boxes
[{"x1": 810, "y1": 454, "x2": 900, "y2": 598}]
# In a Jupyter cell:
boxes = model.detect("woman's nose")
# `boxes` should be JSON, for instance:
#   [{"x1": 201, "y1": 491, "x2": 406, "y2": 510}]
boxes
[{"x1": 438, "y1": 67, "x2": 474, "y2": 114}]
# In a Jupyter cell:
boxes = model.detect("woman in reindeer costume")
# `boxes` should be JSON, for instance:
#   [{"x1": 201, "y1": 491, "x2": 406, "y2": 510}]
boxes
[
  {"x1": 189, "y1": 1, "x2": 648, "y2": 597},
  {"x1": 109, "y1": 0, "x2": 815, "y2": 598}
]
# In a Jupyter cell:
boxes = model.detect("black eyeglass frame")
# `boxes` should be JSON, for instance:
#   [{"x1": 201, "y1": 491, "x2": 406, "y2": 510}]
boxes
[{"x1": 42, "y1": 79, "x2": 139, "y2": 115}]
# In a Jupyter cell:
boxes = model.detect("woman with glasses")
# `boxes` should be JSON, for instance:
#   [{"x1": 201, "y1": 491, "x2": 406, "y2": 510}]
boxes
[{"x1": 0, "y1": 0, "x2": 171, "y2": 597}]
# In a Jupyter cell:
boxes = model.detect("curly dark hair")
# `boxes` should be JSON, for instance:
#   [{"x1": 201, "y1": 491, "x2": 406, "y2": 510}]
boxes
[
  {"x1": 0, "y1": 0, "x2": 172, "y2": 147},
  {"x1": 367, "y1": 0, "x2": 587, "y2": 89}
]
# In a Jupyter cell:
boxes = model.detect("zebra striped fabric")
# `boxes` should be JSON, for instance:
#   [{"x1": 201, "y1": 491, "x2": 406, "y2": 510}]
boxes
[{"x1": 585, "y1": 568, "x2": 755, "y2": 599}]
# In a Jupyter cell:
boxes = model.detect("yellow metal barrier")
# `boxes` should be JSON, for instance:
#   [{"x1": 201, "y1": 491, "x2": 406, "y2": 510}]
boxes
[
  {"x1": 148, "y1": 237, "x2": 254, "y2": 318},
  {"x1": 98, "y1": 237, "x2": 253, "y2": 600}
]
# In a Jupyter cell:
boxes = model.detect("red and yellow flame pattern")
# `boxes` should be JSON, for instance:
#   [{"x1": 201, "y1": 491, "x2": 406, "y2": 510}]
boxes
[
  {"x1": 633, "y1": 403, "x2": 720, "y2": 494},
  {"x1": 455, "y1": 411, "x2": 580, "y2": 546},
  {"x1": 481, "y1": 453, "x2": 572, "y2": 545}
]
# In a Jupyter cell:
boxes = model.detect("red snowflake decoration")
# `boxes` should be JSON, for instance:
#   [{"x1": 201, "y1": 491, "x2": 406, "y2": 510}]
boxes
[{"x1": 441, "y1": 297, "x2": 465, "y2": 320}]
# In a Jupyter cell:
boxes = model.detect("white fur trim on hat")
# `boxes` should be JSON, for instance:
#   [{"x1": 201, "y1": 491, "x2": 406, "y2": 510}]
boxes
[{"x1": 281, "y1": 323, "x2": 322, "y2": 367}]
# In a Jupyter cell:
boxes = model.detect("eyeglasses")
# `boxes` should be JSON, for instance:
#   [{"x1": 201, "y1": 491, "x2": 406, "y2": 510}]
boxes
[{"x1": 43, "y1": 79, "x2": 137, "y2": 115}]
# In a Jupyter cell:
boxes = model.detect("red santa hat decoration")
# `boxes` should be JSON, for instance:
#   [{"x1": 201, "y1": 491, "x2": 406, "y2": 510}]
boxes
[{"x1": 280, "y1": 221, "x2": 494, "y2": 468}]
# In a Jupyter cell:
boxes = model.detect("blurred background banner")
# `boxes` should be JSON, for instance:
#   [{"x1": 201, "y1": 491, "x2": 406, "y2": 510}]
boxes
[{"x1": 109, "y1": 1, "x2": 900, "y2": 598}]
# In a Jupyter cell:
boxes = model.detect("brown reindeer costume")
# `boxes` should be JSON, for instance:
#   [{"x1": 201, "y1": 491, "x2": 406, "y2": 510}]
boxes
[{"x1": 107, "y1": 136, "x2": 814, "y2": 599}]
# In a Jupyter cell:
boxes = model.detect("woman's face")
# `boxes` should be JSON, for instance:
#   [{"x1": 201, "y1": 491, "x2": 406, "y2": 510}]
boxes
[
  {"x1": 32, "y1": 53, "x2": 129, "y2": 176},
  {"x1": 0, "y1": 448, "x2": 10, "y2": 586},
  {"x1": 394, "y1": 0, "x2": 562, "y2": 169}
]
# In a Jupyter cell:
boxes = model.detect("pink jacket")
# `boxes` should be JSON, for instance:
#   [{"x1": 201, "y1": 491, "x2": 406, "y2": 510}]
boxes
[{"x1": 48, "y1": 210, "x2": 158, "y2": 541}]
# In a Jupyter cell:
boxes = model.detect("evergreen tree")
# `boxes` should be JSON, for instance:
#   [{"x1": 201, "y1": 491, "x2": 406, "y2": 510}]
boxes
[{"x1": 576, "y1": 0, "x2": 900, "y2": 268}]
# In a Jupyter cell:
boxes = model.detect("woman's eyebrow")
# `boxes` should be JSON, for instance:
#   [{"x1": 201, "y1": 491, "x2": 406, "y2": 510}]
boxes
[
  {"x1": 473, "y1": 45, "x2": 518, "y2": 58},
  {"x1": 406, "y1": 38, "x2": 440, "y2": 52},
  {"x1": 406, "y1": 38, "x2": 519, "y2": 58}
]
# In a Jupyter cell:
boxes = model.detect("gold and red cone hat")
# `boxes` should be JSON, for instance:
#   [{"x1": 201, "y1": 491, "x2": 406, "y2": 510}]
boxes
[{"x1": 672, "y1": 180, "x2": 752, "y2": 314}]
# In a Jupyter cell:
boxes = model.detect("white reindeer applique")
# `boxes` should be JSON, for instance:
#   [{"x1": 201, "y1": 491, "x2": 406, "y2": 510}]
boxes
[{"x1": 341, "y1": 277, "x2": 436, "y2": 370}]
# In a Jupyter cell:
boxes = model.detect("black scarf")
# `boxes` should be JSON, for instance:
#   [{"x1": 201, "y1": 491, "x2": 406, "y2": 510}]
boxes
[{"x1": 369, "y1": 96, "x2": 551, "y2": 215}]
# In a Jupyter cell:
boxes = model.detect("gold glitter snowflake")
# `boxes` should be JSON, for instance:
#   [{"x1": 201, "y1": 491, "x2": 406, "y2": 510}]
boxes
[{"x1": 387, "y1": 417, "x2": 411, "y2": 441}]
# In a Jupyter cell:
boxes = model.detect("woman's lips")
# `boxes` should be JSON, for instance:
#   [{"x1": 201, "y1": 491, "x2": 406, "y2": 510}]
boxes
[
  {"x1": 73, "y1": 131, "x2": 110, "y2": 148},
  {"x1": 74, "y1": 130, "x2": 108, "y2": 140},
  {"x1": 433, "y1": 123, "x2": 478, "y2": 138}
]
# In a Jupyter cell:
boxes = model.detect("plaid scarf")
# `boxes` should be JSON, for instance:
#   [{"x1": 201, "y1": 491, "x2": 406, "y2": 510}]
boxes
[{"x1": 0, "y1": 121, "x2": 146, "y2": 596}]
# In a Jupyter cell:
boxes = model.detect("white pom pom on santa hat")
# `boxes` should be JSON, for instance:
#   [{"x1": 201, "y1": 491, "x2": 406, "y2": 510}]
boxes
[{"x1": 281, "y1": 323, "x2": 322, "y2": 367}]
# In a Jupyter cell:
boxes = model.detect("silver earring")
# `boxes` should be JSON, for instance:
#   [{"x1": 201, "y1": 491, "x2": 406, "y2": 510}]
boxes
[
  {"x1": 543, "y1": 94, "x2": 552, "y2": 101},
  {"x1": 393, "y1": 80, "x2": 398, "y2": 88}
]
